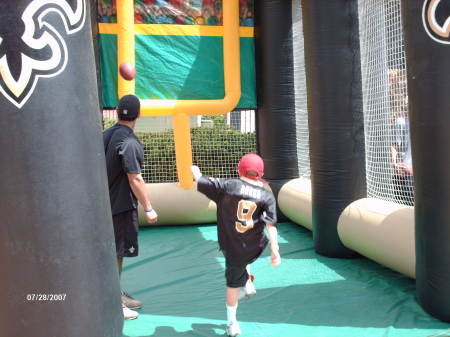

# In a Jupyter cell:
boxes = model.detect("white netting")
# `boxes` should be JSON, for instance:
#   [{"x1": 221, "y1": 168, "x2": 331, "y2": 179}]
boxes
[
  {"x1": 191, "y1": 111, "x2": 256, "y2": 179},
  {"x1": 103, "y1": 110, "x2": 256, "y2": 183},
  {"x1": 292, "y1": 0, "x2": 310, "y2": 179},
  {"x1": 358, "y1": 0, "x2": 414, "y2": 206}
]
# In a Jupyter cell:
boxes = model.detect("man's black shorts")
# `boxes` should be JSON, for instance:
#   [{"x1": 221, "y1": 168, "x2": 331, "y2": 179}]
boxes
[{"x1": 113, "y1": 209, "x2": 139, "y2": 258}]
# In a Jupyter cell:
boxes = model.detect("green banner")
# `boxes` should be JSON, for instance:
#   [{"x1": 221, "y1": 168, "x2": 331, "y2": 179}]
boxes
[{"x1": 99, "y1": 33, "x2": 256, "y2": 109}]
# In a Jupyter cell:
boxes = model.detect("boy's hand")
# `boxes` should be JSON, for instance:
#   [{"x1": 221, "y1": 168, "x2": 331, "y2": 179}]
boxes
[
  {"x1": 190, "y1": 165, "x2": 202, "y2": 181},
  {"x1": 270, "y1": 250, "x2": 281, "y2": 267},
  {"x1": 145, "y1": 209, "x2": 158, "y2": 224}
]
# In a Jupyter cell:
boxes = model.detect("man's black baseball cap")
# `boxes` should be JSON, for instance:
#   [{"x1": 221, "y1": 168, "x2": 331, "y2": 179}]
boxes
[{"x1": 117, "y1": 94, "x2": 140, "y2": 121}]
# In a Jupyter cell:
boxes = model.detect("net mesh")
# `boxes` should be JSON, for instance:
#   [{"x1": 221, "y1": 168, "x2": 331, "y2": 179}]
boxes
[
  {"x1": 358, "y1": 0, "x2": 414, "y2": 206},
  {"x1": 103, "y1": 110, "x2": 256, "y2": 183},
  {"x1": 292, "y1": 0, "x2": 310, "y2": 179}
]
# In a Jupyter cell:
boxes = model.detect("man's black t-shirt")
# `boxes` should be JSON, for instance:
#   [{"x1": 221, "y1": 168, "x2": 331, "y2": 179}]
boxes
[
  {"x1": 197, "y1": 176, "x2": 277, "y2": 266},
  {"x1": 103, "y1": 124, "x2": 144, "y2": 215}
]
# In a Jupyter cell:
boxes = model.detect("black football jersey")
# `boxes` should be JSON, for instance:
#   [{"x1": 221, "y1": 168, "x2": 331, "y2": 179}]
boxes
[{"x1": 197, "y1": 176, "x2": 277, "y2": 266}]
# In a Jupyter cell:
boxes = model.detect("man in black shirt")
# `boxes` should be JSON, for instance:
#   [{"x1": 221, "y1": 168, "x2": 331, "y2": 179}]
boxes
[
  {"x1": 103, "y1": 95, "x2": 158, "y2": 320},
  {"x1": 191, "y1": 153, "x2": 281, "y2": 337}
]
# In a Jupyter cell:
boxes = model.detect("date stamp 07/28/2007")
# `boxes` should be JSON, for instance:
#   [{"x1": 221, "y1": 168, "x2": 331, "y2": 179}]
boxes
[{"x1": 26, "y1": 293, "x2": 67, "y2": 302}]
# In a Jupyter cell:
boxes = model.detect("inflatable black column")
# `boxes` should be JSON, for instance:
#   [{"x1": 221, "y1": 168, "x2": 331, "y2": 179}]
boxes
[
  {"x1": 254, "y1": 0, "x2": 299, "y2": 194},
  {"x1": 301, "y1": 0, "x2": 366, "y2": 257},
  {"x1": 401, "y1": 0, "x2": 450, "y2": 322},
  {"x1": 91, "y1": 0, "x2": 104, "y2": 114},
  {"x1": 0, "y1": 1, "x2": 123, "y2": 336}
]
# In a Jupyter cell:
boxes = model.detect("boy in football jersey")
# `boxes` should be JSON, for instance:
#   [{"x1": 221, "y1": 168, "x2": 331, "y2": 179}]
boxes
[{"x1": 190, "y1": 153, "x2": 281, "y2": 337}]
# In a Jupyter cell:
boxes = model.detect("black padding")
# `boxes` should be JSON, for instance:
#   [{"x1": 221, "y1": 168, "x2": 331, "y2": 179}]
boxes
[
  {"x1": 301, "y1": 0, "x2": 366, "y2": 257},
  {"x1": 401, "y1": 0, "x2": 450, "y2": 322},
  {"x1": 0, "y1": 1, "x2": 123, "y2": 336},
  {"x1": 254, "y1": 0, "x2": 299, "y2": 181}
]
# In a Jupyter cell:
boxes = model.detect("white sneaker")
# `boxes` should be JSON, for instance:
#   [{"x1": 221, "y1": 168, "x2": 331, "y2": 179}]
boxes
[
  {"x1": 226, "y1": 321, "x2": 242, "y2": 336},
  {"x1": 245, "y1": 276, "x2": 256, "y2": 297},
  {"x1": 238, "y1": 287, "x2": 247, "y2": 301},
  {"x1": 238, "y1": 275, "x2": 256, "y2": 300},
  {"x1": 123, "y1": 305, "x2": 139, "y2": 320}
]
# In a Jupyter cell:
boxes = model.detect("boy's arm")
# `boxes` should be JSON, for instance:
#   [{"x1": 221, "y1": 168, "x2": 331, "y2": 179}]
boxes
[
  {"x1": 266, "y1": 223, "x2": 281, "y2": 267},
  {"x1": 190, "y1": 165, "x2": 202, "y2": 182},
  {"x1": 261, "y1": 193, "x2": 279, "y2": 266},
  {"x1": 191, "y1": 165, "x2": 223, "y2": 202}
]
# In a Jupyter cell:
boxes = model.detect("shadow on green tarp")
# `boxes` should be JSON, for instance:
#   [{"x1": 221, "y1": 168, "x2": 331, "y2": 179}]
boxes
[{"x1": 119, "y1": 223, "x2": 450, "y2": 337}]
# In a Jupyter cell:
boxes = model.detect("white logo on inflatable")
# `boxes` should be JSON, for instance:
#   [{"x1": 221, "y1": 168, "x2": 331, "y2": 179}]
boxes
[
  {"x1": 423, "y1": 0, "x2": 450, "y2": 45},
  {"x1": 0, "y1": 0, "x2": 86, "y2": 108}
]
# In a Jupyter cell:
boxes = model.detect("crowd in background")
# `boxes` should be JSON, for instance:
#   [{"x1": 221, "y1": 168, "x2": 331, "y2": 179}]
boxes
[{"x1": 98, "y1": 0, "x2": 254, "y2": 26}]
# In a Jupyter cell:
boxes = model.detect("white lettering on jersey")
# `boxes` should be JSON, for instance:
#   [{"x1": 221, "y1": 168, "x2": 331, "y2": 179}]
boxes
[{"x1": 239, "y1": 184, "x2": 261, "y2": 200}]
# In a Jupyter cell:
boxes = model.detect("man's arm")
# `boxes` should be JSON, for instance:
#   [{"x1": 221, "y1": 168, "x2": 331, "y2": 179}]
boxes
[
  {"x1": 127, "y1": 173, "x2": 158, "y2": 223},
  {"x1": 265, "y1": 223, "x2": 281, "y2": 267},
  {"x1": 391, "y1": 144, "x2": 407, "y2": 176},
  {"x1": 390, "y1": 144, "x2": 398, "y2": 166}
]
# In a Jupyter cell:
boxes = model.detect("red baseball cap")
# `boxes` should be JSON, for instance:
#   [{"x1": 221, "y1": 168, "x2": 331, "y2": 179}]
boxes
[{"x1": 238, "y1": 153, "x2": 264, "y2": 180}]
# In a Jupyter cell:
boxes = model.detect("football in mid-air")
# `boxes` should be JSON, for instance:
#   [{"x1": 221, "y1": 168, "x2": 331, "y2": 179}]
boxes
[{"x1": 119, "y1": 62, "x2": 136, "y2": 81}]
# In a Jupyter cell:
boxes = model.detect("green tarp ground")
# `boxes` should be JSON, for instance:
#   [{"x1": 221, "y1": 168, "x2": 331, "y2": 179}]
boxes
[
  {"x1": 99, "y1": 34, "x2": 256, "y2": 109},
  {"x1": 120, "y1": 223, "x2": 450, "y2": 337}
]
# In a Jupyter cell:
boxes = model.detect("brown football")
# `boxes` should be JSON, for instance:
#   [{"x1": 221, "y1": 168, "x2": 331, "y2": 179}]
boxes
[{"x1": 119, "y1": 62, "x2": 136, "y2": 81}]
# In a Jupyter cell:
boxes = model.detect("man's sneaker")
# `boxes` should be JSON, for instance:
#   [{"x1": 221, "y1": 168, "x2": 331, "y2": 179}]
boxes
[
  {"x1": 238, "y1": 274, "x2": 256, "y2": 300},
  {"x1": 121, "y1": 291, "x2": 143, "y2": 309},
  {"x1": 226, "y1": 321, "x2": 242, "y2": 337},
  {"x1": 122, "y1": 305, "x2": 139, "y2": 320}
]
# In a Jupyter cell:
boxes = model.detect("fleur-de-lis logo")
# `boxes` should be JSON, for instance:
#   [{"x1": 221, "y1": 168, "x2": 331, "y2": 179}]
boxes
[
  {"x1": 423, "y1": 0, "x2": 450, "y2": 44},
  {"x1": 0, "y1": 0, "x2": 86, "y2": 109}
]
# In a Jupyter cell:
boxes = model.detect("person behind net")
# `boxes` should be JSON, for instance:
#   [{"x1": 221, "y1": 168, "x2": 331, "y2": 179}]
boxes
[
  {"x1": 190, "y1": 153, "x2": 281, "y2": 337},
  {"x1": 388, "y1": 68, "x2": 414, "y2": 206},
  {"x1": 103, "y1": 94, "x2": 158, "y2": 320}
]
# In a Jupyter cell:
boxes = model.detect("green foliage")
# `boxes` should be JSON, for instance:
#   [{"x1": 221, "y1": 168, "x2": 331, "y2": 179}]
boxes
[
  {"x1": 103, "y1": 117, "x2": 116, "y2": 130},
  {"x1": 137, "y1": 130, "x2": 177, "y2": 183},
  {"x1": 137, "y1": 127, "x2": 256, "y2": 183},
  {"x1": 208, "y1": 115, "x2": 228, "y2": 129},
  {"x1": 191, "y1": 127, "x2": 256, "y2": 178}
]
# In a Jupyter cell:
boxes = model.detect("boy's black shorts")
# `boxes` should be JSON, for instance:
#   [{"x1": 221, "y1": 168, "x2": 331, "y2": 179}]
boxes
[
  {"x1": 113, "y1": 209, "x2": 139, "y2": 258},
  {"x1": 225, "y1": 264, "x2": 249, "y2": 288},
  {"x1": 224, "y1": 248, "x2": 264, "y2": 288}
]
